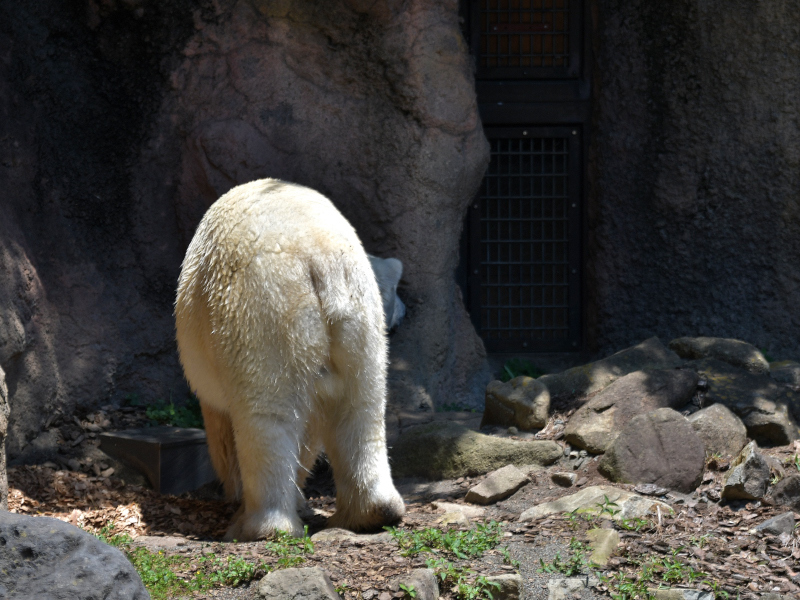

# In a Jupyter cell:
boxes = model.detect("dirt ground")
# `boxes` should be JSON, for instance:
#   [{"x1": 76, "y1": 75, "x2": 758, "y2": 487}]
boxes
[{"x1": 6, "y1": 405, "x2": 800, "y2": 599}]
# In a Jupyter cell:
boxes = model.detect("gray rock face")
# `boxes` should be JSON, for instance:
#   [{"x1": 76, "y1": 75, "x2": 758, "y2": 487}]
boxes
[
  {"x1": 564, "y1": 369, "x2": 698, "y2": 453},
  {"x1": 769, "y1": 474, "x2": 800, "y2": 511},
  {"x1": 257, "y1": 567, "x2": 340, "y2": 600},
  {"x1": 721, "y1": 441, "x2": 770, "y2": 501},
  {"x1": 482, "y1": 377, "x2": 550, "y2": 431},
  {"x1": 689, "y1": 359, "x2": 800, "y2": 446},
  {"x1": 591, "y1": 1, "x2": 800, "y2": 363},
  {"x1": 669, "y1": 337, "x2": 770, "y2": 374},
  {"x1": 390, "y1": 422, "x2": 562, "y2": 479},
  {"x1": 464, "y1": 464, "x2": 529, "y2": 505},
  {"x1": 598, "y1": 408, "x2": 706, "y2": 493},
  {"x1": 546, "y1": 576, "x2": 599, "y2": 600},
  {"x1": 538, "y1": 338, "x2": 683, "y2": 401},
  {"x1": 0, "y1": 512, "x2": 150, "y2": 599},
  {"x1": 687, "y1": 403, "x2": 748, "y2": 458},
  {"x1": 0, "y1": 366, "x2": 8, "y2": 510},
  {"x1": 519, "y1": 485, "x2": 671, "y2": 523}
]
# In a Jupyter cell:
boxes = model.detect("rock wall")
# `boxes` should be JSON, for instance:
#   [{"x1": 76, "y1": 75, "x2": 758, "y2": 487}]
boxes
[
  {"x1": 589, "y1": 1, "x2": 800, "y2": 358},
  {"x1": 0, "y1": 0, "x2": 489, "y2": 456}
]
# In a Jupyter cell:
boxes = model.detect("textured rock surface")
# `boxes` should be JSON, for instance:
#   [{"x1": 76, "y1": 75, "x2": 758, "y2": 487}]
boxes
[
  {"x1": 753, "y1": 512, "x2": 796, "y2": 536},
  {"x1": 484, "y1": 573, "x2": 522, "y2": 600},
  {"x1": 689, "y1": 359, "x2": 800, "y2": 446},
  {"x1": 464, "y1": 464, "x2": 528, "y2": 505},
  {"x1": 669, "y1": 337, "x2": 769, "y2": 374},
  {"x1": 590, "y1": 1, "x2": 800, "y2": 359},
  {"x1": 538, "y1": 338, "x2": 682, "y2": 401},
  {"x1": 390, "y1": 422, "x2": 561, "y2": 479},
  {"x1": 770, "y1": 361, "x2": 800, "y2": 387},
  {"x1": 586, "y1": 528, "x2": 620, "y2": 567},
  {"x1": 648, "y1": 590, "x2": 713, "y2": 600},
  {"x1": 687, "y1": 403, "x2": 748, "y2": 458},
  {"x1": 769, "y1": 474, "x2": 800, "y2": 511},
  {"x1": 481, "y1": 376, "x2": 549, "y2": 430},
  {"x1": 721, "y1": 441, "x2": 770, "y2": 501},
  {"x1": 0, "y1": 512, "x2": 149, "y2": 599},
  {"x1": 394, "y1": 569, "x2": 439, "y2": 600},
  {"x1": 519, "y1": 485, "x2": 671, "y2": 523},
  {"x1": 564, "y1": 369, "x2": 698, "y2": 453},
  {"x1": 598, "y1": 408, "x2": 706, "y2": 492},
  {"x1": 0, "y1": 0, "x2": 489, "y2": 454},
  {"x1": 0, "y1": 366, "x2": 8, "y2": 509},
  {"x1": 257, "y1": 567, "x2": 340, "y2": 600},
  {"x1": 546, "y1": 576, "x2": 599, "y2": 600}
]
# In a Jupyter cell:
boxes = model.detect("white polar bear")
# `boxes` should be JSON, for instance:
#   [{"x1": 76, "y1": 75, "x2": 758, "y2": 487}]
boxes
[{"x1": 175, "y1": 178, "x2": 405, "y2": 541}]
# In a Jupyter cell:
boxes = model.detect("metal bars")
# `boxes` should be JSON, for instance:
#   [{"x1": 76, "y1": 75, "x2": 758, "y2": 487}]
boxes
[
  {"x1": 470, "y1": 127, "x2": 581, "y2": 352},
  {"x1": 473, "y1": 0, "x2": 580, "y2": 79}
]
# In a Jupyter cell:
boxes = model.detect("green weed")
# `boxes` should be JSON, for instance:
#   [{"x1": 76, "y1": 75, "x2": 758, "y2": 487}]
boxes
[
  {"x1": 399, "y1": 582, "x2": 417, "y2": 598},
  {"x1": 499, "y1": 358, "x2": 546, "y2": 382},
  {"x1": 426, "y1": 557, "x2": 501, "y2": 600},
  {"x1": 264, "y1": 526, "x2": 315, "y2": 567},
  {"x1": 386, "y1": 522, "x2": 503, "y2": 559},
  {"x1": 538, "y1": 538, "x2": 593, "y2": 577},
  {"x1": 145, "y1": 394, "x2": 204, "y2": 429}
]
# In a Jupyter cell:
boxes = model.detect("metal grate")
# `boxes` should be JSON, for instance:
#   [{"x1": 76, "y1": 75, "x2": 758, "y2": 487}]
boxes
[
  {"x1": 470, "y1": 128, "x2": 581, "y2": 352},
  {"x1": 481, "y1": 0, "x2": 569, "y2": 68}
]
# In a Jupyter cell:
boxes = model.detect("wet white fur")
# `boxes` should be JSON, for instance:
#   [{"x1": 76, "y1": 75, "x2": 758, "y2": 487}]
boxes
[{"x1": 175, "y1": 178, "x2": 404, "y2": 541}]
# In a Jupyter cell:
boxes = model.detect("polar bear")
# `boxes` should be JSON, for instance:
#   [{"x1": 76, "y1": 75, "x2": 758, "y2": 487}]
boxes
[{"x1": 175, "y1": 178, "x2": 405, "y2": 541}]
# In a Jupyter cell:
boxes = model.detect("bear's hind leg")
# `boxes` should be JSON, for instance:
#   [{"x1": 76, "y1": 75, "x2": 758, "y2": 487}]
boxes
[
  {"x1": 224, "y1": 409, "x2": 306, "y2": 541},
  {"x1": 201, "y1": 403, "x2": 242, "y2": 500}
]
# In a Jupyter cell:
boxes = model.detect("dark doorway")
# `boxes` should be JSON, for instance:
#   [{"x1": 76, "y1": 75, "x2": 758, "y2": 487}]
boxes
[{"x1": 461, "y1": 0, "x2": 591, "y2": 353}]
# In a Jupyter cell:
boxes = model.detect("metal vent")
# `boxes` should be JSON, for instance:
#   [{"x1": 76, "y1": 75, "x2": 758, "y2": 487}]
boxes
[
  {"x1": 475, "y1": 0, "x2": 579, "y2": 79},
  {"x1": 470, "y1": 127, "x2": 581, "y2": 352}
]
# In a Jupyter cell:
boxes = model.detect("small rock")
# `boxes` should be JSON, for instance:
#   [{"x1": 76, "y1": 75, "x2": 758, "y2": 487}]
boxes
[
  {"x1": 586, "y1": 528, "x2": 620, "y2": 566},
  {"x1": 257, "y1": 567, "x2": 340, "y2": 599},
  {"x1": 311, "y1": 529, "x2": 392, "y2": 544},
  {"x1": 721, "y1": 441, "x2": 770, "y2": 501},
  {"x1": 439, "y1": 511, "x2": 470, "y2": 527},
  {"x1": 648, "y1": 588, "x2": 713, "y2": 600},
  {"x1": 484, "y1": 573, "x2": 522, "y2": 600},
  {"x1": 769, "y1": 474, "x2": 800, "y2": 510},
  {"x1": 547, "y1": 575, "x2": 599, "y2": 600},
  {"x1": 551, "y1": 472, "x2": 577, "y2": 487},
  {"x1": 633, "y1": 484, "x2": 669, "y2": 496},
  {"x1": 770, "y1": 361, "x2": 800, "y2": 386},
  {"x1": 392, "y1": 569, "x2": 438, "y2": 600},
  {"x1": 752, "y1": 512, "x2": 796, "y2": 536},
  {"x1": 482, "y1": 377, "x2": 550, "y2": 431},
  {"x1": 465, "y1": 464, "x2": 529, "y2": 505},
  {"x1": 431, "y1": 501, "x2": 486, "y2": 519}
]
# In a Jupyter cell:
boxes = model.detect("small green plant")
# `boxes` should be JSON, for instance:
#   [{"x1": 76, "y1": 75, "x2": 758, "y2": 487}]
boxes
[
  {"x1": 145, "y1": 394, "x2": 204, "y2": 428},
  {"x1": 264, "y1": 526, "x2": 315, "y2": 567},
  {"x1": 386, "y1": 522, "x2": 503, "y2": 559},
  {"x1": 793, "y1": 454, "x2": 800, "y2": 472},
  {"x1": 498, "y1": 546, "x2": 520, "y2": 568},
  {"x1": 601, "y1": 570, "x2": 656, "y2": 600},
  {"x1": 618, "y1": 517, "x2": 650, "y2": 532},
  {"x1": 596, "y1": 495, "x2": 621, "y2": 517},
  {"x1": 566, "y1": 507, "x2": 597, "y2": 529},
  {"x1": 499, "y1": 358, "x2": 546, "y2": 382},
  {"x1": 538, "y1": 538, "x2": 592, "y2": 577},
  {"x1": 399, "y1": 582, "x2": 417, "y2": 598},
  {"x1": 426, "y1": 557, "x2": 501, "y2": 600},
  {"x1": 689, "y1": 534, "x2": 711, "y2": 548}
]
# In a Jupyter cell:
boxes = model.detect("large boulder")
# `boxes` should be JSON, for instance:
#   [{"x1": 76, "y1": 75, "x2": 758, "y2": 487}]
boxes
[
  {"x1": 537, "y1": 338, "x2": 682, "y2": 401},
  {"x1": 689, "y1": 359, "x2": 800, "y2": 446},
  {"x1": 0, "y1": 512, "x2": 149, "y2": 599},
  {"x1": 390, "y1": 422, "x2": 562, "y2": 479},
  {"x1": 687, "y1": 403, "x2": 748, "y2": 459},
  {"x1": 0, "y1": 365, "x2": 8, "y2": 510},
  {"x1": 481, "y1": 376, "x2": 549, "y2": 431},
  {"x1": 669, "y1": 337, "x2": 770, "y2": 374},
  {"x1": 721, "y1": 441, "x2": 771, "y2": 501},
  {"x1": 564, "y1": 369, "x2": 698, "y2": 453},
  {"x1": 598, "y1": 408, "x2": 706, "y2": 493}
]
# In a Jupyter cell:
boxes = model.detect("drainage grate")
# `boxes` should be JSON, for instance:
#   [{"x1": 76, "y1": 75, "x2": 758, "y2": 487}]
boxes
[
  {"x1": 475, "y1": 0, "x2": 579, "y2": 79},
  {"x1": 470, "y1": 127, "x2": 581, "y2": 352}
]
